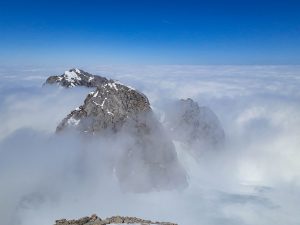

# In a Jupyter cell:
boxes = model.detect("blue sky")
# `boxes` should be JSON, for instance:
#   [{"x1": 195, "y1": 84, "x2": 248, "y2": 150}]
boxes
[{"x1": 1, "y1": 0, "x2": 300, "y2": 66}]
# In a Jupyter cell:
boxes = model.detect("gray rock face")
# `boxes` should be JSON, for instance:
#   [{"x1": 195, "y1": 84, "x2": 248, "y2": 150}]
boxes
[
  {"x1": 54, "y1": 74, "x2": 187, "y2": 192},
  {"x1": 44, "y1": 68, "x2": 108, "y2": 88},
  {"x1": 163, "y1": 98, "x2": 225, "y2": 151},
  {"x1": 57, "y1": 80, "x2": 150, "y2": 133},
  {"x1": 55, "y1": 214, "x2": 177, "y2": 225},
  {"x1": 116, "y1": 112, "x2": 187, "y2": 192}
]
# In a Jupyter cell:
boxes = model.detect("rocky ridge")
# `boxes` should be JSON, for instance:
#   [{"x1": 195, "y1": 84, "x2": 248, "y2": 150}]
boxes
[
  {"x1": 56, "y1": 79, "x2": 150, "y2": 133},
  {"x1": 55, "y1": 214, "x2": 177, "y2": 225},
  {"x1": 44, "y1": 68, "x2": 108, "y2": 88}
]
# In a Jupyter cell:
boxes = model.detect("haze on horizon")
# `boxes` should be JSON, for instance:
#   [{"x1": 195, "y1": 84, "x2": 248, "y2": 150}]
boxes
[
  {"x1": 1, "y1": 65, "x2": 300, "y2": 225},
  {"x1": 1, "y1": 1, "x2": 300, "y2": 225}
]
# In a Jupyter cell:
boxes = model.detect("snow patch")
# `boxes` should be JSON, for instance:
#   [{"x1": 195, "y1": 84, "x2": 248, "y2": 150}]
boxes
[
  {"x1": 111, "y1": 82, "x2": 118, "y2": 91},
  {"x1": 107, "y1": 110, "x2": 114, "y2": 116},
  {"x1": 100, "y1": 98, "x2": 107, "y2": 108},
  {"x1": 105, "y1": 82, "x2": 119, "y2": 91},
  {"x1": 64, "y1": 70, "x2": 81, "y2": 82},
  {"x1": 92, "y1": 101, "x2": 100, "y2": 106},
  {"x1": 93, "y1": 91, "x2": 99, "y2": 97},
  {"x1": 67, "y1": 117, "x2": 80, "y2": 126}
]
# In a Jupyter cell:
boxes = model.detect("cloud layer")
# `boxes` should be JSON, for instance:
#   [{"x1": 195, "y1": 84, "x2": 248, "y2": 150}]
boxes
[{"x1": 0, "y1": 65, "x2": 300, "y2": 225}]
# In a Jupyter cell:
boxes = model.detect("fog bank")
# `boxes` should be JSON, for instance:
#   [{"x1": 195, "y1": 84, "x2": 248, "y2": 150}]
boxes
[{"x1": 0, "y1": 65, "x2": 300, "y2": 225}]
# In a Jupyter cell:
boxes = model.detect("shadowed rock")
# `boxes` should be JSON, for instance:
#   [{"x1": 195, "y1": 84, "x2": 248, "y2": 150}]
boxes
[
  {"x1": 163, "y1": 98, "x2": 225, "y2": 152},
  {"x1": 116, "y1": 112, "x2": 187, "y2": 192}
]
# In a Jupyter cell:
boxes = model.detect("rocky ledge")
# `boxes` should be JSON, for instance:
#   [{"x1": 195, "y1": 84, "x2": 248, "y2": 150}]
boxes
[{"x1": 55, "y1": 214, "x2": 177, "y2": 225}]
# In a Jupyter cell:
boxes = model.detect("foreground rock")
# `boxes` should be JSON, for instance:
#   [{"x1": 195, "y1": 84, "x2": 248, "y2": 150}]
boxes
[
  {"x1": 52, "y1": 70, "x2": 187, "y2": 192},
  {"x1": 163, "y1": 98, "x2": 225, "y2": 152},
  {"x1": 55, "y1": 214, "x2": 177, "y2": 225},
  {"x1": 44, "y1": 68, "x2": 108, "y2": 88}
]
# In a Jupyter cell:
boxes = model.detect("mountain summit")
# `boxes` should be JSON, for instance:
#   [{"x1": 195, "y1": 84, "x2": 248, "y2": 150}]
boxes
[
  {"x1": 57, "y1": 79, "x2": 150, "y2": 133},
  {"x1": 44, "y1": 69, "x2": 225, "y2": 192},
  {"x1": 45, "y1": 69, "x2": 188, "y2": 192},
  {"x1": 44, "y1": 68, "x2": 108, "y2": 88},
  {"x1": 163, "y1": 98, "x2": 225, "y2": 152}
]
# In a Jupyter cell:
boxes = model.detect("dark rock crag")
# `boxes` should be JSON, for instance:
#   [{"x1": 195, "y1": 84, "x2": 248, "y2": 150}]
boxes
[{"x1": 163, "y1": 98, "x2": 225, "y2": 151}]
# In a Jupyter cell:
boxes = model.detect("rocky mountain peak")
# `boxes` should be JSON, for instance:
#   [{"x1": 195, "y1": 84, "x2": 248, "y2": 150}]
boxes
[
  {"x1": 44, "y1": 68, "x2": 108, "y2": 88},
  {"x1": 47, "y1": 69, "x2": 187, "y2": 192},
  {"x1": 43, "y1": 69, "x2": 226, "y2": 192},
  {"x1": 56, "y1": 79, "x2": 151, "y2": 133},
  {"x1": 163, "y1": 98, "x2": 225, "y2": 151}
]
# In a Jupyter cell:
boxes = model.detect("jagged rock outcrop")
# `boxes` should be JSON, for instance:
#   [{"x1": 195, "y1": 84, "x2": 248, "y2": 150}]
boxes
[
  {"x1": 50, "y1": 70, "x2": 187, "y2": 192},
  {"x1": 56, "y1": 80, "x2": 150, "y2": 133},
  {"x1": 44, "y1": 68, "x2": 108, "y2": 88},
  {"x1": 55, "y1": 214, "x2": 177, "y2": 225},
  {"x1": 163, "y1": 98, "x2": 225, "y2": 151}
]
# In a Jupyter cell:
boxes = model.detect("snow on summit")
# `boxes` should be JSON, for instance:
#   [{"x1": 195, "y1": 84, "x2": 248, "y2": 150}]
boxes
[
  {"x1": 64, "y1": 70, "x2": 82, "y2": 83},
  {"x1": 44, "y1": 68, "x2": 108, "y2": 88}
]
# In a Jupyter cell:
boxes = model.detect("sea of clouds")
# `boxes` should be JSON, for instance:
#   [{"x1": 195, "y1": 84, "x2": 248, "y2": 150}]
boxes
[{"x1": 0, "y1": 65, "x2": 300, "y2": 225}]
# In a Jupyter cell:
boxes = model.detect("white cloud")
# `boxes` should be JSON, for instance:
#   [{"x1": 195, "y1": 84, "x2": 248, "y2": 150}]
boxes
[{"x1": 0, "y1": 65, "x2": 300, "y2": 225}]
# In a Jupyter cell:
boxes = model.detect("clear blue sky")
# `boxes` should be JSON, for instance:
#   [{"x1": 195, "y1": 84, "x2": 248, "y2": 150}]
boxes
[{"x1": 1, "y1": 0, "x2": 300, "y2": 66}]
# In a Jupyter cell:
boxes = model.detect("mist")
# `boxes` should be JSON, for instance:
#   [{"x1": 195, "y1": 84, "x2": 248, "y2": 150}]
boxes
[{"x1": 0, "y1": 65, "x2": 300, "y2": 225}]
